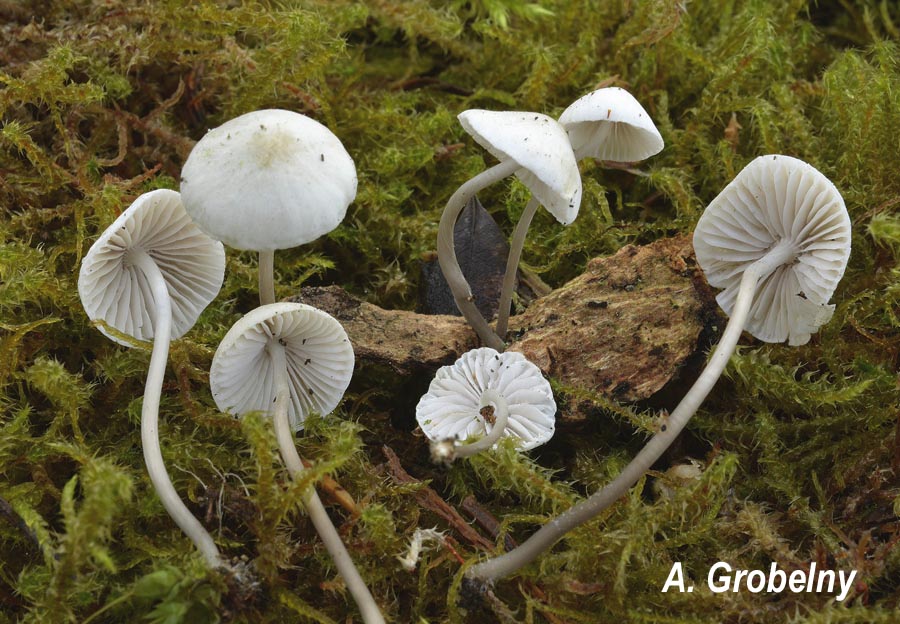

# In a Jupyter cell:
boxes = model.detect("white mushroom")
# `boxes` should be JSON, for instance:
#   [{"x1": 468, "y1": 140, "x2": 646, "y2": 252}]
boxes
[
  {"x1": 459, "y1": 111, "x2": 583, "y2": 226},
  {"x1": 416, "y1": 347, "x2": 556, "y2": 461},
  {"x1": 495, "y1": 87, "x2": 664, "y2": 338},
  {"x1": 180, "y1": 109, "x2": 357, "y2": 252},
  {"x1": 79, "y1": 189, "x2": 225, "y2": 344},
  {"x1": 694, "y1": 154, "x2": 850, "y2": 346},
  {"x1": 211, "y1": 302, "x2": 354, "y2": 431},
  {"x1": 180, "y1": 108, "x2": 357, "y2": 304},
  {"x1": 211, "y1": 303, "x2": 383, "y2": 624},
  {"x1": 437, "y1": 110, "x2": 581, "y2": 349},
  {"x1": 465, "y1": 154, "x2": 851, "y2": 587},
  {"x1": 78, "y1": 189, "x2": 225, "y2": 568},
  {"x1": 558, "y1": 86, "x2": 664, "y2": 161}
]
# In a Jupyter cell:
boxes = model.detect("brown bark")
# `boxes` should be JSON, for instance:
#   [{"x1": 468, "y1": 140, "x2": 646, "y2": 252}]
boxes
[
  {"x1": 289, "y1": 286, "x2": 480, "y2": 374},
  {"x1": 509, "y1": 234, "x2": 719, "y2": 402},
  {"x1": 292, "y1": 235, "x2": 719, "y2": 412}
]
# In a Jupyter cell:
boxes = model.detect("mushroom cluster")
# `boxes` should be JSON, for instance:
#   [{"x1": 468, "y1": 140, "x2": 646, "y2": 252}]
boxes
[
  {"x1": 495, "y1": 87, "x2": 665, "y2": 338},
  {"x1": 438, "y1": 87, "x2": 664, "y2": 348},
  {"x1": 76, "y1": 93, "x2": 852, "y2": 618},
  {"x1": 179, "y1": 109, "x2": 384, "y2": 623},
  {"x1": 430, "y1": 87, "x2": 663, "y2": 458},
  {"x1": 80, "y1": 109, "x2": 383, "y2": 621}
]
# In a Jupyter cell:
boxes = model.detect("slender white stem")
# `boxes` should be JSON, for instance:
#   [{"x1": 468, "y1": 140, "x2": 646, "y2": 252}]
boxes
[
  {"x1": 132, "y1": 250, "x2": 223, "y2": 569},
  {"x1": 259, "y1": 250, "x2": 275, "y2": 305},
  {"x1": 437, "y1": 159, "x2": 521, "y2": 350},
  {"x1": 466, "y1": 239, "x2": 798, "y2": 584},
  {"x1": 450, "y1": 389, "x2": 510, "y2": 459},
  {"x1": 268, "y1": 342, "x2": 385, "y2": 624},
  {"x1": 495, "y1": 197, "x2": 540, "y2": 341}
]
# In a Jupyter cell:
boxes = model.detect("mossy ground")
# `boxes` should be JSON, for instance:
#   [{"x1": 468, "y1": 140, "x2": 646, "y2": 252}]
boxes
[{"x1": 1, "y1": 0, "x2": 899, "y2": 622}]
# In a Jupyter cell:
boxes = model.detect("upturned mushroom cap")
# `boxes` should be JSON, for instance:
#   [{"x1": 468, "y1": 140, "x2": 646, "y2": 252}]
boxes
[
  {"x1": 558, "y1": 87, "x2": 664, "y2": 162},
  {"x1": 458, "y1": 110, "x2": 582, "y2": 225},
  {"x1": 78, "y1": 189, "x2": 226, "y2": 346},
  {"x1": 211, "y1": 302, "x2": 354, "y2": 431},
  {"x1": 416, "y1": 347, "x2": 556, "y2": 451},
  {"x1": 180, "y1": 109, "x2": 357, "y2": 251},
  {"x1": 693, "y1": 154, "x2": 851, "y2": 345}
]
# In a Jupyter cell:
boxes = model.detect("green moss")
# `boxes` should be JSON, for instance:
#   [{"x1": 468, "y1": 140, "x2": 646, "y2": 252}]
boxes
[{"x1": 2, "y1": 0, "x2": 900, "y2": 621}]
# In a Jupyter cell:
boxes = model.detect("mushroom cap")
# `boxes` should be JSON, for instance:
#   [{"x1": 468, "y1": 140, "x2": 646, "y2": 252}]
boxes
[
  {"x1": 693, "y1": 154, "x2": 851, "y2": 345},
  {"x1": 458, "y1": 109, "x2": 582, "y2": 225},
  {"x1": 416, "y1": 347, "x2": 556, "y2": 451},
  {"x1": 180, "y1": 109, "x2": 357, "y2": 251},
  {"x1": 78, "y1": 189, "x2": 226, "y2": 346},
  {"x1": 558, "y1": 87, "x2": 664, "y2": 162},
  {"x1": 210, "y1": 302, "x2": 354, "y2": 431}
]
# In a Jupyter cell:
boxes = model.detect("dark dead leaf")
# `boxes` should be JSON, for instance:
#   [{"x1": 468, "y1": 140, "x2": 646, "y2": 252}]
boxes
[{"x1": 419, "y1": 195, "x2": 516, "y2": 319}]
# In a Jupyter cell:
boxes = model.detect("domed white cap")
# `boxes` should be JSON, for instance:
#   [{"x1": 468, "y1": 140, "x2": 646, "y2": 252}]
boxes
[
  {"x1": 211, "y1": 302, "x2": 354, "y2": 431},
  {"x1": 416, "y1": 347, "x2": 556, "y2": 451},
  {"x1": 78, "y1": 189, "x2": 226, "y2": 346},
  {"x1": 180, "y1": 109, "x2": 358, "y2": 251},
  {"x1": 558, "y1": 87, "x2": 664, "y2": 162},
  {"x1": 694, "y1": 155, "x2": 851, "y2": 345},
  {"x1": 458, "y1": 110, "x2": 582, "y2": 225}
]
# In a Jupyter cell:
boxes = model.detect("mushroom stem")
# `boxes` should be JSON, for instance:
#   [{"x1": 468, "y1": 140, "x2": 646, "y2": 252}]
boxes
[
  {"x1": 132, "y1": 249, "x2": 223, "y2": 569},
  {"x1": 447, "y1": 389, "x2": 510, "y2": 459},
  {"x1": 268, "y1": 341, "x2": 385, "y2": 624},
  {"x1": 259, "y1": 250, "x2": 276, "y2": 305},
  {"x1": 437, "y1": 159, "x2": 521, "y2": 350},
  {"x1": 495, "y1": 197, "x2": 540, "y2": 341},
  {"x1": 465, "y1": 239, "x2": 797, "y2": 585}
]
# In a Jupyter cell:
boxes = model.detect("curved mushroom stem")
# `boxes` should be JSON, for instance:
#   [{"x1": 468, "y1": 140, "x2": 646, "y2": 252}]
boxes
[
  {"x1": 259, "y1": 250, "x2": 276, "y2": 305},
  {"x1": 494, "y1": 196, "x2": 541, "y2": 341},
  {"x1": 132, "y1": 250, "x2": 223, "y2": 569},
  {"x1": 466, "y1": 239, "x2": 797, "y2": 585},
  {"x1": 268, "y1": 342, "x2": 385, "y2": 624},
  {"x1": 431, "y1": 389, "x2": 510, "y2": 462},
  {"x1": 437, "y1": 159, "x2": 521, "y2": 350}
]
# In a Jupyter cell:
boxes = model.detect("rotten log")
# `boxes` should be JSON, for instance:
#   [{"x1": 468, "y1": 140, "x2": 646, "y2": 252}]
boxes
[{"x1": 291, "y1": 235, "x2": 719, "y2": 412}]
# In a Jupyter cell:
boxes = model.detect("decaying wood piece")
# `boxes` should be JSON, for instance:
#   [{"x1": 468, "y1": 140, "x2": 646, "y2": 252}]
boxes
[
  {"x1": 292, "y1": 235, "x2": 719, "y2": 409},
  {"x1": 509, "y1": 234, "x2": 719, "y2": 402},
  {"x1": 289, "y1": 287, "x2": 479, "y2": 374}
]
